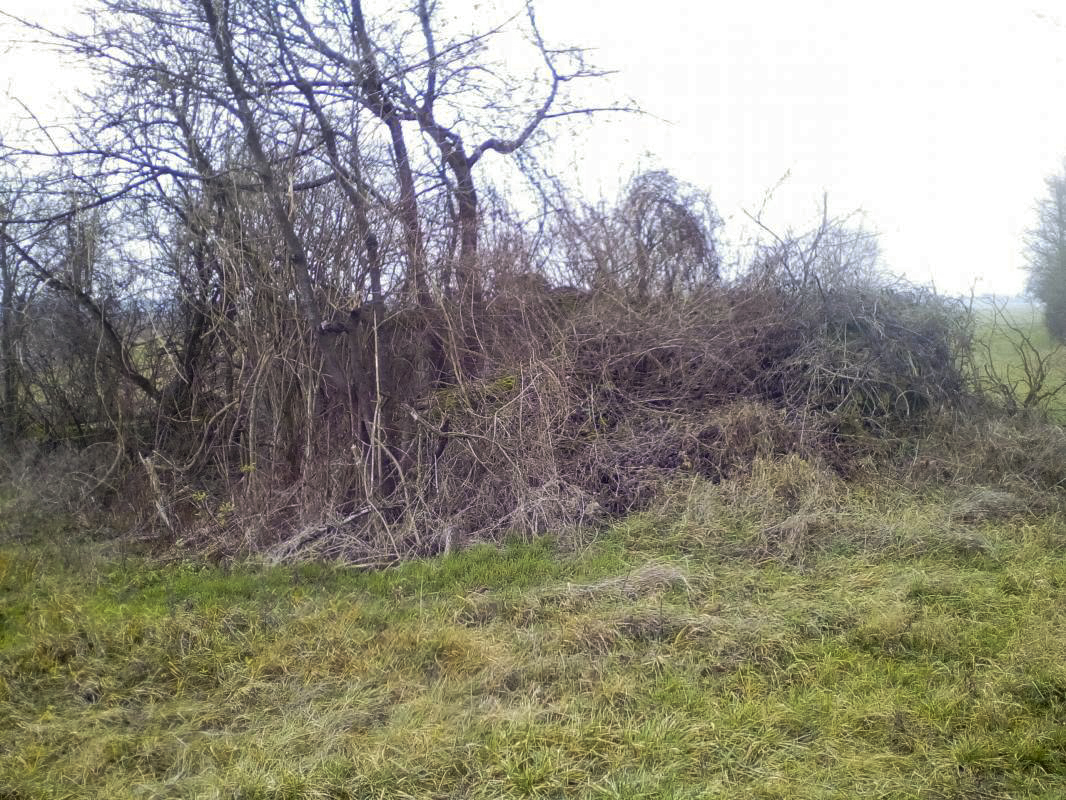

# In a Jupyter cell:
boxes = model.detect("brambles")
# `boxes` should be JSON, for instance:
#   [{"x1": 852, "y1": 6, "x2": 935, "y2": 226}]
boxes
[
  {"x1": 394, "y1": 273, "x2": 973, "y2": 552},
  {"x1": 0, "y1": 0, "x2": 1053, "y2": 563},
  {"x1": 0, "y1": 203, "x2": 997, "y2": 561}
]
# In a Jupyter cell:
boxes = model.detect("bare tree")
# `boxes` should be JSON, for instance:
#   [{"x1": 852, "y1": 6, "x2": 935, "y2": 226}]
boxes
[
  {"x1": 0, "y1": 0, "x2": 627, "y2": 551},
  {"x1": 0, "y1": 179, "x2": 34, "y2": 446}
]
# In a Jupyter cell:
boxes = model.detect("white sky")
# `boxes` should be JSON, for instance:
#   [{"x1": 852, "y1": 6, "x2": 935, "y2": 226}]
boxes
[{"x1": 3, "y1": 0, "x2": 1066, "y2": 295}]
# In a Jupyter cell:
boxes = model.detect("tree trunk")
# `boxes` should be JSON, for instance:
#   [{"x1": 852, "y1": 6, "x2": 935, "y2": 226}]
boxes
[
  {"x1": 200, "y1": 0, "x2": 349, "y2": 401},
  {"x1": 349, "y1": 0, "x2": 428, "y2": 305}
]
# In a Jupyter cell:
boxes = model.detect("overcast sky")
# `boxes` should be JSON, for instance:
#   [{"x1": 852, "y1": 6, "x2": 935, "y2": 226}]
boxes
[{"x1": 3, "y1": 0, "x2": 1065, "y2": 295}]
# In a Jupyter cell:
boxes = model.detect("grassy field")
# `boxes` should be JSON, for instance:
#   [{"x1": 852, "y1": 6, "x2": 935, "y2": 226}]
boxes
[{"x1": 4, "y1": 462, "x2": 1066, "y2": 799}]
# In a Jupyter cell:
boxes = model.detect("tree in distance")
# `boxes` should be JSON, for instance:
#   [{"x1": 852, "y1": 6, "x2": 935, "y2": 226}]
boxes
[{"x1": 1025, "y1": 160, "x2": 1066, "y2": 342}]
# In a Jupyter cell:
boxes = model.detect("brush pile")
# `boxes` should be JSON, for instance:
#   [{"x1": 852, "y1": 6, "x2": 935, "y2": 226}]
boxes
[{"x1": 410, "y1": 277, "x2": 973, "y2": 548}]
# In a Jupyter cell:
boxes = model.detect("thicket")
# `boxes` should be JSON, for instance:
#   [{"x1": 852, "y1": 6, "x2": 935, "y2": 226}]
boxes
[{"x1": 0, "y1": 1, "x2": 1061, "y2": 563}]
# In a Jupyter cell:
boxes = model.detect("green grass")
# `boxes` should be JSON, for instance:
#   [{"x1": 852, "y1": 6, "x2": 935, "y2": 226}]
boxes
[{"x1": 3, "y1": 471, "x2": 1066, "y2": 798}]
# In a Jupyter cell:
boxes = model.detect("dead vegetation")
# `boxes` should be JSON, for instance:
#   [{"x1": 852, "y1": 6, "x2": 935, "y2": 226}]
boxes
[
  {"x1": 373, "y1": 275, "x2": 975, "y2": 555},
  {"x1": 562, "y1": 562, "x2": 691, "y2": 600},
  {"x1": 2, "y1": 0, "x2": 1065, "y2": 567},
  {"x1": 7, "y1": 256, "x2": 1060, "y2": 563}
]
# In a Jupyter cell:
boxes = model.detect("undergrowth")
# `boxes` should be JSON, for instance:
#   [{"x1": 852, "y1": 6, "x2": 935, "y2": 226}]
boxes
[{"x1": 3, "y1": 466, "x2": 1066, "y2": 799}]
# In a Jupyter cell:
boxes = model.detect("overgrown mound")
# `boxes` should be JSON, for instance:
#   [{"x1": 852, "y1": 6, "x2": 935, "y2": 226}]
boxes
[
  {"x1": 1, "y1": 276, "x2": 990, "y2": 559},
  {"x1": 409, "y1": 279, "x2": 974, "y2": 549},
  {"x1": 14, "y1": 262, "x2": 1066, "y2": 565}
]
